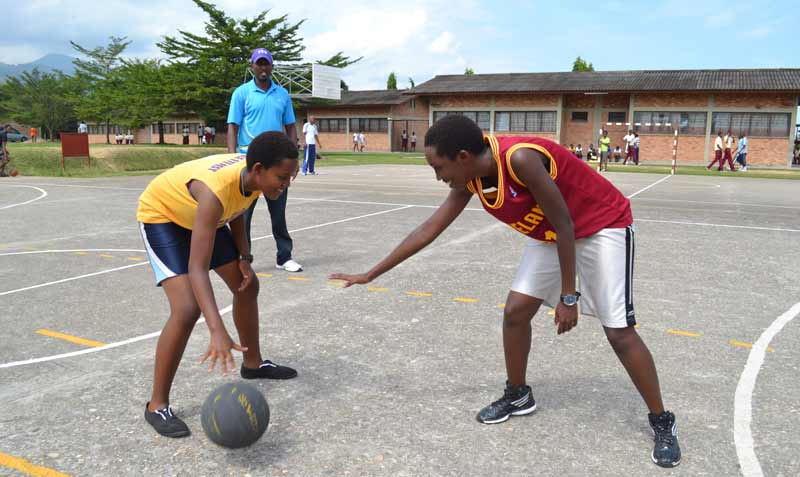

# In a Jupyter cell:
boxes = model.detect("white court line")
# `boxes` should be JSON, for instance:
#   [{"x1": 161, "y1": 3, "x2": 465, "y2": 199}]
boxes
[
  {"x1": 0, "y1": 205, "x2": 414, "y2": 368},
  {"x1": 632, "y1": 197, "x2": 800, "y2": 210},
  {"x1": 0, "y1": 305, "x2": 232, "y2": 369},
  {"x1": 0, "y1": 185, "x2": 48, "y2": 209},
  {"x1": 0, "y1": 248, "x2": 146, "y2": 257},
  {"x1": 635, "y1": 219, "x2": 800, "y2": 233},
  {"x1": 626, "y1": 175, "x2": 671, "y2": 199},
  {"x1": 9, "y1": 182, "x2": 141, "y2": 191},
  {"x1": 0, "y1": 262, "x2": 149, "y2": 297},
  {"x1": 734, "y1": 302, "x2": 800, "y2": 477}
]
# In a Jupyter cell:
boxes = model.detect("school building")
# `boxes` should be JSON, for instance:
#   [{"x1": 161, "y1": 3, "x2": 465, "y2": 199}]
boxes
[{"x1": 86, "y1": 68, "x2": 800, "y2": 167}]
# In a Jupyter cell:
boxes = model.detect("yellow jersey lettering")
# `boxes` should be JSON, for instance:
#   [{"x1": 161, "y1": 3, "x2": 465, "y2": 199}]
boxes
[{"x1": 545, "y1": 231, "x2": 558, "y2": 241}]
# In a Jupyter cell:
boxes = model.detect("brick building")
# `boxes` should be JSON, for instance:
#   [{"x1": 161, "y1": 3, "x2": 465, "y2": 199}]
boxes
[
  {"x1": 300, "y1": 89, "x2": 429, "y2": 152},
  {"x1": 409, "y1": 69, "x2": 800, "y2": 167}
]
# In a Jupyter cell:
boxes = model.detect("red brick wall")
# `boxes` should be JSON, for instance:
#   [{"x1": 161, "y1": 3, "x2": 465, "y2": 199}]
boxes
[
  {"x1": 603, "y1": 94, "x2": 630, "y2": 109},
  {"x1": 561, "y1": 112, "x2": 596, "y2": 148},
  {"x1": 430, "y1": 95, "x2": 493, "y2": 108},
  {"x1": 494, "y1": 132, "x2": 557, "y2": 141},
  {"x1": 308, "y1": 105, "x2": 390, "y2": 117},
  {"x1": 564, "y1": 94, "x2": 597, "y2": 109},
  {"x1": 714, "y1": 93, "x2": 795, "y2": 109},
  {"x1": 634, "y1": 93, "x2": 709, "y2": 108},
  {"x1": 637, "y1": 134, "x2": 705, "y2": 164},
  {"x1": 494, "y1": 94, "x2": 559, "y2": 108}
]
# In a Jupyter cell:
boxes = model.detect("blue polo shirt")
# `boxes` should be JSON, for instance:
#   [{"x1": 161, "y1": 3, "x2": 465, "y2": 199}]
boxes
[{"x1": 227, "y1": 79, "x2": 295, "y2": 152}]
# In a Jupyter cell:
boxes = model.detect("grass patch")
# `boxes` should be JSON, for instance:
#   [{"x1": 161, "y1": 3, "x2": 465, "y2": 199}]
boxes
[{"x1": 601, "y1": 162, "x2": 800, "y2": 180}]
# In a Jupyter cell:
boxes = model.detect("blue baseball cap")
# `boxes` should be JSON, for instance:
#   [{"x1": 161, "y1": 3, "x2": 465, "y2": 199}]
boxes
[{"x1": 250, "y1": 48, "x2": 273, "y2": 64}]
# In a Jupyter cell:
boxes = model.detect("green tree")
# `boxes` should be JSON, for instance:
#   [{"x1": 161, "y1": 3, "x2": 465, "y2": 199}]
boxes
[
  {"x1": 2, "y1": 69, "x2": 78, "y2": 140},
  {"x1": 464, "y1": 67, "x2": 475, "y2": 75},
  {"x1": 70, "y1": 36, "x2": 131, "y2": 143},
  {"x1": 572, "y1": 56, "x2": 595, "y2": 72},
  {"x1": 157, "y1": 0, "x2": 359, "y2": 124},
  {"x1": 387, "y1": 72, "x2": 397, "y2": 90}
]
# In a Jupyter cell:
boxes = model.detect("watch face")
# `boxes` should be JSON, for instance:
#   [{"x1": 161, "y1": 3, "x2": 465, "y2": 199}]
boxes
[{"x1": 562, "y1": 295, "x2": 578, "y2": 306}]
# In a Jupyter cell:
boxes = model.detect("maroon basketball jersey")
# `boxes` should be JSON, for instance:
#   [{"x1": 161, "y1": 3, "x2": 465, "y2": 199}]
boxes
[{"x1": 466, "y1": 136, "x2": 632, "y2": 242}]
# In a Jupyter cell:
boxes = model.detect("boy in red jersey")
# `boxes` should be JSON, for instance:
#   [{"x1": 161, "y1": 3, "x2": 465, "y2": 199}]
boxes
[{"x1": 331, "y1": 115, "x2": 680, "y2": 468}]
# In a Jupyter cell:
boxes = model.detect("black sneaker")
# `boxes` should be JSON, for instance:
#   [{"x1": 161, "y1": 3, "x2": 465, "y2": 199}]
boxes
[
  {"x1": 649, "y1": 411, "x2": 681, "y2": 467},
  {"x1": 144, "y1": 403, "x2": 190, "y2": 438},
  {"x1": 476, "y1": 383, "x2": 537, "y2": 424},
  {"x1": 241, "y1": 359, "x2": 298, "y2": 380}
]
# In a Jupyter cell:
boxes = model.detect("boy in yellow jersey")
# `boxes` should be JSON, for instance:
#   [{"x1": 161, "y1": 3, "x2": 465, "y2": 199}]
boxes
[{"x1": 137, "y1": 131, "x2": 299, "y2": 437}]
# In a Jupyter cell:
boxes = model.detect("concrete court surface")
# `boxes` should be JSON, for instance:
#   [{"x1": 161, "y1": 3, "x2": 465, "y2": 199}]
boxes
[{"x1": 1, "y1": 164, "x2": 799, "y2": 476}]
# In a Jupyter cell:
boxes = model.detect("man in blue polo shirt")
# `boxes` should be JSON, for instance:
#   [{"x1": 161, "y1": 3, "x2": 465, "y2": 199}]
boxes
[{"x1": 228, "y1": 47, "x2": 303, "y2": 272}]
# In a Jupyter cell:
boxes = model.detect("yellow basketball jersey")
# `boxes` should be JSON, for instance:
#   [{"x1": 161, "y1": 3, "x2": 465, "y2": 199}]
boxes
[{"x1": 137, "y1": 153, "x2": 260, "y2": 229}]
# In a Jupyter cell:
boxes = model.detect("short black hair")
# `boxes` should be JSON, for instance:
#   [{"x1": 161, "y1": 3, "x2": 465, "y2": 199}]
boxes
[
  {"x1": 424, "y1": 115, "x2": 485, "y2": 160},
  {"x1": 246, "y1": 131, "x2": 298, "y2": 170}
]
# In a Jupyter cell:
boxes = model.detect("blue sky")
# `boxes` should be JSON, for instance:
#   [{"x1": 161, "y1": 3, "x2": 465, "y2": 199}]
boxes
[{"x1": 2, "y1": 0, "x2": 798, "y2": 89}]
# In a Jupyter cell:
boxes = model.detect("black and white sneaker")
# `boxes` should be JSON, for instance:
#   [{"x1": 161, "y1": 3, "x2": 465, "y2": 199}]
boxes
[
  {"x1": 241, "y1": 359, "x2": 298, "y2": 380},
  {"x1": 144, "y1": 403, "x2": 190, "y2": 438},
  {"x1": 477, "y1": 383, "x2": 537, "y2": 424},
  {"x1": 649, "y1": 411, "x2": 681, "y2": 467}
]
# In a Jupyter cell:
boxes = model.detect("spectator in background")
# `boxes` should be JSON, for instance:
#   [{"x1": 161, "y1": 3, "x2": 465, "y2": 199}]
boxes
[
  {"x1": 586, "y1": 143, "x2": 597, "y2": 162},
  {"x1": 30, "y1": 127, "x2": 37, "y2": 143},
  {"x1": 568, "y1": 144, "x2": 575, "y2": 154},
  {"x1": 410, "y1": 131, "x2": 417, "y2": 152},
  {"x1": 0, "y1": 125, "x2": 11, "y2": 177},
  {"x1": 632, "y1": 133, "x2": 640, "y2": 165},
  {"x1": 794, "y1": 139, "x2": 800, "y2": 166},
  {"x1": 182, "y1": 126, "x2": 190, "y2": 145},
  {"x1": 708, "y1": 131, "x2": 724, "y2": 170},
  {"x1": 115, "y1": 132, "x2": 123, "y2": 145},
  {"x1": 301, "y1": 116, "x2": 322, "y2": 176},
  {"x1": 623, "y1": 130, "x2": 634, "y2": 164},
  {"x1": 613, "y1": 146, "x2": 622, "y2": 162},
  {"x1": 736, "y1": 133, "x2": 748, "y2": 172},
  {"x1": 204, "y1": 126, "x2": 212, "y2": 145},
  {"x1": 78, "y1": 121, "x2": 88, "y2": 134},
  {"x1": 721, "y1": 131, "x2": 736, "y2": 171},
  {"x1": 353, "y1": 131, "x2": 359, "y2": 151},
  {"x1": 228, "y1": 46, "x2": 302, "y2": 274},
  {"x1": 359, "y1": 131, "x2": 366, "y2": 152},
  {"x1": 197, "y1": 124, "x2": 204, "y2": 144},
  {"x1": 575, "y1": 144, "x2": 583, "y2": 159},
  {"x1": 210, "y1": 126, "x2": 216, "y2": 144},
  {"x1": 599, "y1": 130, "x2": 611, "y2": 172},
  {"x1": 401, "y1": 129, "x2": 408, "y2": 152}
]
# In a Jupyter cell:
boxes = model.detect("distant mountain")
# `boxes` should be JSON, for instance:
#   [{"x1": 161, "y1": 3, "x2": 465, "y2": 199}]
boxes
[{"x1": 0, "y1": 54, "x2": 76, "y2": 79}]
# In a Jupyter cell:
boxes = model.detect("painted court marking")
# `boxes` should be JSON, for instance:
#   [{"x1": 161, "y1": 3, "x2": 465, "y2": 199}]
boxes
[
  {"x1": 734, "y1": 301, "x2": 800, "y2": 477},
  {"x1": 0, "y1": 185, "x2": 48, "y2": 210},
  {"x1": 0, "y1": 451, "x2": 72, "y2": 477},
  {"x1": 36, "y1": 329, "x2": 106, "y2": 348}
]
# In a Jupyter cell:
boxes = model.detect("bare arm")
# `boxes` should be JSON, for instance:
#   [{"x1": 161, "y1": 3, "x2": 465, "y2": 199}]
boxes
[
  {"x1": 510, "y1": 149, "x2": 578, "y2": 334},
  {"x1": 227, "y1": 123, "x2": 239, "y2": 153},
  {"x1": 285, "y1": 123, "x2": 298, "y2": 144},
  {"x1": 329, "y1": 187, "x2": 473, "y2": 286},
  {"x1": 189, "y1": 180, "x2": 247, "y2": 372}
]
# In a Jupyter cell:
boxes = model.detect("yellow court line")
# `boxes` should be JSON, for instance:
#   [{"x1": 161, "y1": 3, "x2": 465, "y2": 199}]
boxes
[
  {"x1": 496, "y1": 304, "x2": 506, "y2": 308},
  {"x1": 328, "y1": 281, "x2": 346, "y2": 287},
  {"x1": 368, "y1": 287, "x2": 388, "y2": 292},
  {"x1": 0, "y1": 451, "x2": 73, "y2": 477},
  {"x1": 98, "y1": 254, "x2": 114, "y2": 259},
  {"x1": 634, "y1": 323, "x2": 641, "y2": 329},
  {"x1": 74, "y1": 251, "x2": 89, "y2": 255},
  {"x1": 36, "y1": 329, "x2": 105, "y2": 348},
  {"x1": 729, "y1": 340, "x2": 774, "y2": 353},
  {"x1": 454, "y1": 297, "x2": 479, "y2": 303},
  {"x1": 405, "y1": 291, "x2": 432, "y2": 297},
  {"x1": 288, "y1": 276, "x2": 311, "y2": 282},
  {"x1": 666, "y1": 329, "x2": 701, "y2": 338},
  {"x1": 127, "y1": 257, "x2": 145, "y2": 262},
  {"x1": 256, "y1": 273, "x2": 273, "y2": 278}
]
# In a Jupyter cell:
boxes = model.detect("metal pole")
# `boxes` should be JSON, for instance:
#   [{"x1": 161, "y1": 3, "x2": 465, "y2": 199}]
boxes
[{"x1": 671, "y1": 128, "x2": 679, "y2": 175}]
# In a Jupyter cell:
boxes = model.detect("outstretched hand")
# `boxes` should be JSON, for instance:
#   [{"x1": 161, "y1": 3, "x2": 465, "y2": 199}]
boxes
[
  {"x1": 199, "y1": 331, "x2": 248, "y2": 375},
  {"x1": 328, "y1": 272, "x2": 371, "y2": 288},
  {"x1": 554, "y1": 302, "x2": 578, "y2": 335}
]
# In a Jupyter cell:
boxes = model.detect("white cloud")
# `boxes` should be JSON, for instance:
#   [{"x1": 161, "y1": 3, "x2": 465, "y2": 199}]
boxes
[{"x1": 428, "y1": 31, "x2": 455, "y2": 54}]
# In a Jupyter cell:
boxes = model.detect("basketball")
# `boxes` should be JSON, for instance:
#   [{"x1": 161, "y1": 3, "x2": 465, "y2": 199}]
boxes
[
  {"x1": 10, "y1": 169, "x2": 18, "y2": 177},
  {"x1": 201, "y1": 382, "x2": 270, "y2": 448}
]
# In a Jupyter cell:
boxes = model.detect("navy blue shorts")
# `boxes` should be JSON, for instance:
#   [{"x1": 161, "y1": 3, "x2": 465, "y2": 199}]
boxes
[{"x1": 139, "y1": 222, "x2": 238, "y2": 286}]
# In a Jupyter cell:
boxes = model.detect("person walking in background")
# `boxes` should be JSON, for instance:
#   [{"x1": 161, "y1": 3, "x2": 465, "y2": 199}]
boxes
[
  {"x1": 411, "y1": 131, "x2": 417, "y2": 152},
  {"x1": 720, "y1": 131, "x2": 736, "y2": 171},
  {"x1": 198, "y1": 124, "x2": 204, "y2": 144},
  {"x1": 182, "y1": 125, "x2": 190, "y2": 145},
  {"x1": 353, "y1": 131, "x2": 359, "y2": 152},
  {"x1": 708, "y1": 131, "x2": 724, "y2": 170},
  {"x1": 359, "y1": 131, "x2": 366, "y2": 152},
  {"x1": 632, "y1": 133, "x2": 640, "y2": 165},
  {"x1": 30, "y1": 127, "x2": 37, "y2": 143},
  {"x1": 623, "y1": 130, "x2": 634, "y2": 164},
  {"x1": 78, "y1": 121, "x2": 88, "y2": 134},
  {"x1": 210, "y1": 126, "x2": 216, "y2": 144},
  {"x1": 401, "y1": 129, "x2": 408, "y2": 152},
  {"x1": 301, "y1": 116, "x2": 322, "y2": 176},
  {"x1": 736, "y1": 134, "x2": 748, "y2": 172},
  {"x1": 227, "y1": 47, "x2": 303, "y2": 273}
]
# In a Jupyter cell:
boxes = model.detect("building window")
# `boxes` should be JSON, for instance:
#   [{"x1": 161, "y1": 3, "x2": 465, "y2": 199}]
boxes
[
  {"x1": 176, "y1": 123, "x2": 201, "y2": 134},
  {"x1": 150, "y1": 123, "x2": 176, "y2": 134},
  {"x1": 433, "y1": 111, "x2": 491, "y2": 131},
  {"x1": 571, "y1": 111, "x2": 588, "y2": 122},
  {"x1": 89, "y1": 124, "x2": 124, "y2": 135},
  {"x1": 495, "y1": 111, "x2": 557, "y2": 133},
  {"x1": 317, "y1": 118, "x2": 347, "y2": 132},
  {"x1": 349, "y1": 118, "x2": 388, "y2": 133},
  {"x1": 608, "y1": 111, "x2": 626, "y2": 123},
  {"x1": 711, "y1": 112, "x2": 790, "y2": 137},
  {"x1": 634, "y1": 111, "x2": 706, "y2": 135}
]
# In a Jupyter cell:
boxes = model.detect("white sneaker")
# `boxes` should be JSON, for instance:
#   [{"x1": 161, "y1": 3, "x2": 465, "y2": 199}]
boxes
[
  {"x1": 742, "y1": 166, "x2": 747, "y2": 172},
  {"x1": 277, "y1": 259, "x2": 303, "y2": 272}
]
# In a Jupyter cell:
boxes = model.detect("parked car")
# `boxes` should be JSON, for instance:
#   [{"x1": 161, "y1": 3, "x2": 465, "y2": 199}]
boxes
[{"x1": 5, "y1": 128, "x2": 29, "y2": 142}]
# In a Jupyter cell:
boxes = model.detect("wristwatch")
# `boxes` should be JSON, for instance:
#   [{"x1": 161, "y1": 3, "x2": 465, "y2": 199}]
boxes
[
  {"x1": 560, "y1": 291, "x2": 581, "y2": 307},
  {"x1": 239, "y1": 253, "x2": 254, "y2": 263}
]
